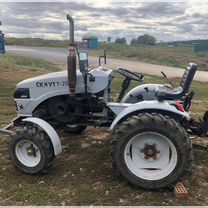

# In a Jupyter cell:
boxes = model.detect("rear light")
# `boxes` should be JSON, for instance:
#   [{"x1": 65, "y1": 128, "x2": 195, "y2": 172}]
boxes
[{"x1": 175, "y1": 102, "x2": 185, "y2": 112}]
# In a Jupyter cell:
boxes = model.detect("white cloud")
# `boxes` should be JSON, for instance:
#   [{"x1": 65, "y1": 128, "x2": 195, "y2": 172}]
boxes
[{"x1": 0, "y1": 1, "x2": 207, "y2": 42}]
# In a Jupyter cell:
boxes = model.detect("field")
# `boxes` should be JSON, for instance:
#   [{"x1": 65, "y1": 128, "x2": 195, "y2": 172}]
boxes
[
  {"x1": 89, "y1": 43, "x2": 208, "y2": 72},
  {"x1": 0, "y1": 54, "x2": 208, "y2": 205},
  {"x1": 6, "y1": 37, "x2": 208, "y2": 71}
]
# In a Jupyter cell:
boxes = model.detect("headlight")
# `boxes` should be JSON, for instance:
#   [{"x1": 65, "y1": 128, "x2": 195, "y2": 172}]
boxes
[{"x1": 14, "y1": 88, "x2": 30, "y2": 99}]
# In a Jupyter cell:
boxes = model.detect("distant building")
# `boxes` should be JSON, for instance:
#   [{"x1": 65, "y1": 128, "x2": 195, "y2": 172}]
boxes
[{"x1": 82, "y1": 36, "x2": 98, "y2": 49}]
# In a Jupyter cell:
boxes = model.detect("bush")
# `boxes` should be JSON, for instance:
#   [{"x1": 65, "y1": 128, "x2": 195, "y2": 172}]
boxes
[{"x1": 131, "y1": 34, "x2": 156, "y2": 46}]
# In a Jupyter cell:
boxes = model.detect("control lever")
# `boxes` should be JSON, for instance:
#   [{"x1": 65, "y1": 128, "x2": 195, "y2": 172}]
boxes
[
  {"x1": 140, "y1": 74, "x2": 144, "y2": 82},
  {"x1": 99, "y1": 49, "x2": 107, "y2": 66},
  {"x1": 161, "y1": 71, "x2": 174, "y2": 88},
  {"x1": 117, "y1": 78, "x2": 131, "y2": 102},
  {"x1": 144, "y1": 87, "x2": 151, "y2": 99}
]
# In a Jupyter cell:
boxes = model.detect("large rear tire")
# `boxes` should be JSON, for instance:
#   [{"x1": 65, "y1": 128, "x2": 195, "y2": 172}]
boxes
[
  {"x1": 9, "y1": 124, "x2": 55, "y2": 174},
  {"x1": 110, "y1": 113, "x2": 192, "y2": 189}
]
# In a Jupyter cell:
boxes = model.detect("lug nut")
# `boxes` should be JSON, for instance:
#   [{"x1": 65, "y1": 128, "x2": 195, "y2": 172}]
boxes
[
  {"x1": 27, "y1": 149, "x2": 33, "y2": 156},
  {"x1": 144, "y1": 156, "x2": 149, "y2": 160},
  {"x1": 147, "y1": 149, "x2": 153, "y2": 155}
]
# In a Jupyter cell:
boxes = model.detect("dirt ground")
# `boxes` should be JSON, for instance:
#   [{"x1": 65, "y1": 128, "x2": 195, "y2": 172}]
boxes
[{"x1": 1, "y1": 127, "x2": 208, "y2": 206}]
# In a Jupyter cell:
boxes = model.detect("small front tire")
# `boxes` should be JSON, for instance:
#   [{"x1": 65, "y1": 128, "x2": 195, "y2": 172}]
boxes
[{"x1": 9, "y1": 125, "x2": 55, "y2": 174}]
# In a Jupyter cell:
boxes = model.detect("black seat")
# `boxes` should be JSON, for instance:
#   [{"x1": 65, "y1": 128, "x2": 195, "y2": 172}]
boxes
[{"x1": 156, "y1": 63, "x2": 197, "y2": 101}]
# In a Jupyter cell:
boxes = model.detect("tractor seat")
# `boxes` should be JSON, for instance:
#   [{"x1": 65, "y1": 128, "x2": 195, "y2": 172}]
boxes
[{"x1": 155, "y1": 63, "x2": 197, "y2": 101}]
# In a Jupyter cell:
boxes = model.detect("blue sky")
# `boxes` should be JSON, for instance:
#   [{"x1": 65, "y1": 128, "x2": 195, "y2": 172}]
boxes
[{"x1": 0, "y1": 1, "x2": 208, "y2": 42}]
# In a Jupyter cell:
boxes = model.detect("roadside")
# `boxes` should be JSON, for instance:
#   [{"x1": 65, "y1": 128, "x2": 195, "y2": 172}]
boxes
[{"x1": 6, "y1": 45, "x2": 208, "y2": 82}]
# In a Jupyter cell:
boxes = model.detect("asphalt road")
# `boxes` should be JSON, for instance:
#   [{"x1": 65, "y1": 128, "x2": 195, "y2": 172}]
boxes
[{"x1": 6, "y1": 45, "x2": 208, "y2": 82}]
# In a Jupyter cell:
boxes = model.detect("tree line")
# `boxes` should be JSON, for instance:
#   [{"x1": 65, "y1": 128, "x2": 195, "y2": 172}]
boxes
[{"x1": 115, "y1": 34, "x2": 156, "y2": 46}]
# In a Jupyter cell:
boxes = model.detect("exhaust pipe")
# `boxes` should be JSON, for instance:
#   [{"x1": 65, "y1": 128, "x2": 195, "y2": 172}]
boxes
[
  {"x1": 66, "y1": 14, "x2": 74, "y2": 44},
  {"x1": 66, "y1": 14, "x2": 76, "y2": 94}
]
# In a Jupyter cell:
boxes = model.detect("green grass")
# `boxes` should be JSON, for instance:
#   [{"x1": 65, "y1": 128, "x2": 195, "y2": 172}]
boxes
[
  {"x1": 1, "y1": 55, "x2": 208, "y2": 205},
  {"x1": 6, "y1": 37, "x2": 69, "y2": 48},
  {"x1": 0, "y1": 53, "x2": 61, "y2": 72}
]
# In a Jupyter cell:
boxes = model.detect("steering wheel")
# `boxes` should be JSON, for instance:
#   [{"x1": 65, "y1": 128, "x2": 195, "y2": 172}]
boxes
[{"x1": 118, "y1": 68, "x2": 144, "y2": 82}]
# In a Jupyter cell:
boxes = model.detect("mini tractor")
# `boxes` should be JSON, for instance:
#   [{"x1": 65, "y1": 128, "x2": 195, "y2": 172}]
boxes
[{"x1": 1, "y1": 14, "x2": 208, "y2": 190}]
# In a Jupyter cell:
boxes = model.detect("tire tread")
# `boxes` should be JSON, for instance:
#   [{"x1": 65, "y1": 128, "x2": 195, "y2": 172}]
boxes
[{"x1": 110, "y1": 113, "x2": 192, "y2": 189}]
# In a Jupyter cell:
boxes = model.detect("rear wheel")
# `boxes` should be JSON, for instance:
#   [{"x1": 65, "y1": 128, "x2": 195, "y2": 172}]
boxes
[
  {"x1": 110, "y1": 113, "x2": 192, "y2": 189},
  {"x1": 63, "y1": 125, "x2": 87, "y2": 134},
  {"x1": 9, "y1": 124, "x2": 55, "y2": 174}
]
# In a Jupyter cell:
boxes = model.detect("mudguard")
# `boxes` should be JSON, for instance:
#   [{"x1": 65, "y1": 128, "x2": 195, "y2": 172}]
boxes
[
  {"x1": 110, "y1": 100, "x2": 190, "y2": 130},
  {"x1": 122, "y1": 84, "x2": 162, "y2": 103},
  {"x1": 22, "y1": 117, "x2": 62, "y2": 155}
]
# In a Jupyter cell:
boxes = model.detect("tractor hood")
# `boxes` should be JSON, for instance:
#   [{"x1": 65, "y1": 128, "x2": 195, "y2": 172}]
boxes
[
  {"x1": 16, "y1": 70, "x2": 85, "y2": 93},
  {"x1": 16, "y1": 66, "x2": 113, "y2": 94},
  {"x1": 17, "y1": 70, "x2": 78, "y2": 87}
]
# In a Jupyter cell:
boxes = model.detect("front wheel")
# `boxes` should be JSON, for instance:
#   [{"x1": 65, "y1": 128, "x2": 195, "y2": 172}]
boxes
[
  {"x1": 9, "y1": 124, "x2": 55, "y2": 174},
  {"x1": 110, "y1": 113, "x2": 192, "y2": 189}
]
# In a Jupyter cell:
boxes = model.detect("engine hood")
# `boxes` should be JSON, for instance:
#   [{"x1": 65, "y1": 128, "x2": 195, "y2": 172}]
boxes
[
  {"x1": 17, "y1": 71, "x2": 71, "y2": 87},
  {"x1": 16, "y1": 66, "x2": 113, "y2": 94}
]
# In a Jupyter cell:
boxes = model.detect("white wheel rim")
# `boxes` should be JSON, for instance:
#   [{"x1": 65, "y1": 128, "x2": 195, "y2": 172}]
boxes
[
  {"x1": 15, "y1": 140, "x2": 41, "y2": 167},
  {"x1": 124, "y1": 132, "x2": 177, "y2": 181}
]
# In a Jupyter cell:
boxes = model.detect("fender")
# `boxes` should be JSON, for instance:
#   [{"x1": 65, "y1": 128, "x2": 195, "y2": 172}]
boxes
[
  {"x1": 110, "y1": 100, "x2": 190, "y2": 130},
  {"x1": 122, "y1": 84, "x2": 162, "y2": 103},
  {"x1": 22, "y1": 117, "x2": 62, "y2": 155}
]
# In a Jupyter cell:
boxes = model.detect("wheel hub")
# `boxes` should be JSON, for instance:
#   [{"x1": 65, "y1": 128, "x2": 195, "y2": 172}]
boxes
[
  {"x1": 140, "y1": 143, "x2": 160, "y2": 160},
  {"x1": 55, "y1": 103, "x2": 69, "y2": 115},
  {"x1": 26, "y1": 144, "x2": 38, "y2": 157}
]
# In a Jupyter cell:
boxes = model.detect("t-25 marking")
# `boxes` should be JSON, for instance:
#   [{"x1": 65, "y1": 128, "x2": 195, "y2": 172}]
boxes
[{"x1": 36, "y1": 81, "x2": 68, "y2": 88}]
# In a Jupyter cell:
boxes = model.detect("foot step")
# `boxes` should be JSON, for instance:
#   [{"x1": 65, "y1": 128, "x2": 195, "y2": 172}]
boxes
[{"x1": 174, "y1": 182, "x2": 188, "y2": 198}]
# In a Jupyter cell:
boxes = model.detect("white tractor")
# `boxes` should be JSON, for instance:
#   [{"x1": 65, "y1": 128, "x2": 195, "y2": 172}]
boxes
[{"x1": 1, "y1": 14, "x2": 207, "y2": 190}]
